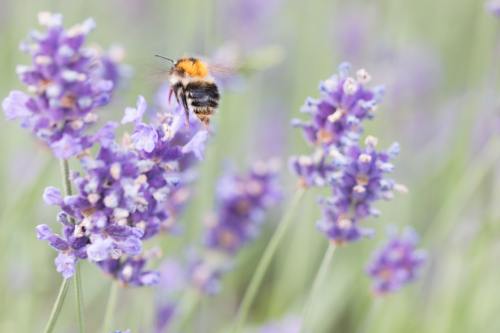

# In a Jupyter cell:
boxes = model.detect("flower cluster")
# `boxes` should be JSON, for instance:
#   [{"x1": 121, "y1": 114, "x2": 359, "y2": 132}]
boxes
[
  {"x1": 317, "y1": 136, "x2": 405, "y2": 245},
  {"x1": 129, "y1": 94, "x2": 210, "y2": 235},
  {"x1": 2, "y1": 12, "x2": 122, "y2": 158},
  {"x1": 152, "y1": 161, "x2": 281, "y2": 332},
  {"x1": 204, "y1": 160, "x2": 282, "y2": 254},
  {"x1": 292, "y1": 62, "x2": 383, "y2": 151},
  {"x1": 37, "y1": 95, "x2": 211, "y2": 285},
  {"x1": 191, "y1": 160, "x2": 282, "y2": 294},
  {"x1": 152, "y1": 84, "x2": 211, "y2": 224},
  {"x1": 366, "y1": 228, "x2": 426, "y2": 294},
  {"x1": 38, "y1": 140, "x2": 161, "y2": 285},
  {"x1": 291, "y1": 63, "x2": 403, "y2": 245}
]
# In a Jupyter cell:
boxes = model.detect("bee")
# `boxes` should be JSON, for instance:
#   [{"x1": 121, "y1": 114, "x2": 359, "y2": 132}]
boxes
[{"x1": 156, "y1": 55, "x2": 220, "y2": 127}]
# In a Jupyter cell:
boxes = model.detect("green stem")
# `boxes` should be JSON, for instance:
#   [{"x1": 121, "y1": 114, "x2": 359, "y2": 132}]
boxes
[
  {"x1": 74, "y1": 264, "x2": 86, "y2": 333},
  {"x1": 43, "y1": 278, "x2": 71, "y2": 333},
  {"x1": 102, "y1": 282, "x2": 119, "y2": 333},
  {"x1": 300, "y1": 244, "x2": 336, "y2": 333},
  {"x1": 356, "y1": 298, "x2": 382, "y2": 333},
  {"x1": 60, "y1": 159, "x2": 85, "y2": 333},
  {"x1": 232, "y1": 188, "x2": 306, "y2": 332}
]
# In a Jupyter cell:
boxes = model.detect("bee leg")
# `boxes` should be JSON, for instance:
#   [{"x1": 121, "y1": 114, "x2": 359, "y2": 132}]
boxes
[
  {"x1": 179, "y1": 90, "x2": 191, "y2": 129},
  {"x1": 168, "y1": 88, "x2": 174, "y2": 103},
  {"x1": 201, "y1": 115, "x2": 210, "y2": 129}
]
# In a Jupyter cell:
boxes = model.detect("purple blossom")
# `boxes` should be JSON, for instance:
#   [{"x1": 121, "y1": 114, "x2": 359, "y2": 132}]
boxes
[
  {"x1": 94, "y1": 45, "x2": 132, "y2": 93},
  {"x1": 316, "y1": 204, "x2": 374, "y2": 245},
  {"x1": 36, "y1": 220, "x2": 88, "y2": 279},
  {"x1": 176, "y1": 160, "x2": 283, "y2": 295},
  {"x1": 204, "y1": 160, "x2": 282, "y2": 254},
  {"x1": 366, "y1": 228, "x2": 426, "y2": 294},
  {"x1": 154, "y1": 160, "x2": 282, "y2": 298},
  {"x1": 99, "y1": 249, "x2": 161, "y2": 287},
  {"x1": 291, "y1": 63, "x2": 407, "y2": 245},
  {"x1": 289, "y1": 150, "x2": 335, "y2": 188},
  {"x1": 187, "y1": 252, "x2": 229, "y2": 295},
  {"x1": 122, "y1": 95, "x2": 146, "y2": 124},
  {"x1": 131, "y1": 123, "x2": 158, "y2": 153},
  {"x1": 55, "y1": 252, "x2": 76, "y2": 279},
  {"x1": 317, "y1": 136, "x2": 405, "y2": 245},
  {"x1": 37, "y1": 94, "x2": 212, "y2": 284},
  {"x1": 150, "y1": 85, "x2": 212, "y2": 221},
  {"x1": 292, "y1": 63, "x2": 383, "y2": 150},
  {"x1": 2, "y1": 12, "x2": 121, "y2": 158},
  {"x1": 43, "y1": 186, "x2": 63, "y2": 205}
]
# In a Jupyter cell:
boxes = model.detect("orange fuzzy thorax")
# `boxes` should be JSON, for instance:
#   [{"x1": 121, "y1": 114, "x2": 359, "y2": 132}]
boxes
[{"x1": 176, "y1": 59, "x2": 209, "y2": 78}]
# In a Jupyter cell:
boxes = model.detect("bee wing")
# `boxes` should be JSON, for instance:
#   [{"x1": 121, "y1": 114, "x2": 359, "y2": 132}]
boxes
[
  {"x1": 135, "y1": 61, "x2": 171, "y2": 85},
  {"x1": 208, "y1": 63, "x2": 237, "y2": 75},
  {"x1": 208, "y1": 63, "x2": 240, "y2": 85}
]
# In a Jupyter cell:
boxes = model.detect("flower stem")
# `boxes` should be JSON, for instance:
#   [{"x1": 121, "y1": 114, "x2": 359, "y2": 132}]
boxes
[
  {"x1": 300, "y1": 244, "x2": 336, "y2": 332},
  {"x1": 43, "y1": 278, "x2": 71, "y2": 333},
  {"x1": 102, "y1": 282, "x2": 119, "y2": 333},
  {"x1": 356, "y1": 298, "x2": 382, "y2": 333},
  {"x1": 60, "y1": 159, "x2": 86, "y2": 333},
  {"x1": 232, "y1": 188, "x2": 306, "y2": 332},
  {"x1": 74, "y1": 264, "x2": 86, "y2": 333}
]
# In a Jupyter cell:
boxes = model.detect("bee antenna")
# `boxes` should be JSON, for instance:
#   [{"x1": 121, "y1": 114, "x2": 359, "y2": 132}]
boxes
[{"x1": 155, "y1": 54, "x2": 175, "y2": 64}]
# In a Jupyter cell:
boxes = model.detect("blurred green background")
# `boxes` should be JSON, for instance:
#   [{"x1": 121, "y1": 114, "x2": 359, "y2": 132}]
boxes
[{"x1": 1, "y1": 0, "x2": 500, "y2": 332}]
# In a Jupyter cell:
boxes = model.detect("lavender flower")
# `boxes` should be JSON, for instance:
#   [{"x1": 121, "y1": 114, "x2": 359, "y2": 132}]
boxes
[
  {"x1": 37, "y1": 141, "x2": 151, "y2": 280},
  {"x1": 204, "y1": 160, "x2": 282, "y2": 254},
  {"x1": 186, "y1": 252, "x2": 229, "y2": 295},
  {"x1": 366, "y1": 228, "x2": 426, "y2": 294},
  {"x1": 151, "y1": 85, "x2": 210, "y2": 223},
  {"x1": 317, "y1": 136, "x2": 405, "y2": 245},
  {"x1": 291, "y1": 63, "x2": 407, "y2": 245},
  {"x1": 36, "y1": 95, "x2": 206, "y2": 285},
  {"x1": 2, "y1": 12, "x2": 117, "y2": 158},
  {"x1": 154, "y1": 160, "x2": 282, "y2": 299},
  {"x1": 289, "y1": 150, "x2": 335, "y2": 188},
  {"x1": 36, "y1": 216, "x2": 87, "y2": 278},
  {"x1": 292, "y1": 63, "x2": 383, "y2": 150},
  {"x1": 99, "y1": 249, "x2": 161, "y2": 287}
]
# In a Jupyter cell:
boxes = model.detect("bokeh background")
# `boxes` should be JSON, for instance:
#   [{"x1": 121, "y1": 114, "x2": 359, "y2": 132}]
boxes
[{"x1": 1, "y1": 0, "x2": 500, "y2": 332}]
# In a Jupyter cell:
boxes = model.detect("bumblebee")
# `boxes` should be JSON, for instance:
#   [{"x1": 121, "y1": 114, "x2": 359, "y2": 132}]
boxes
[{"x1": 156, "y1": 55, "x2": 220, "y2": 127}]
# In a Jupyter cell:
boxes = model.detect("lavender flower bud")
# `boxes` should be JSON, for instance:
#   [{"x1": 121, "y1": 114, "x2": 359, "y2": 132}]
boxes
[{"x1": 366, "y1": 228, "x2": 427, "y2": 294}]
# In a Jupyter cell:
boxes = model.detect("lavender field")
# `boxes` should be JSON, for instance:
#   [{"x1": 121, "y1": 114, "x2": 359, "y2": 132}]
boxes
[{"x1": 0, "y1": 0, "x2": 499, "y2": 332}]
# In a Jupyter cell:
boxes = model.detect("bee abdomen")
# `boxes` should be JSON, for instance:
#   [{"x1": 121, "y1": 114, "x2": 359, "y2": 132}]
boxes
[
  {"x1": 192, "y1": 106, "x2": 214, "y2": 115},
  {"x1": 190, "y1": 99, "x2": 218, "y2": 108}
]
